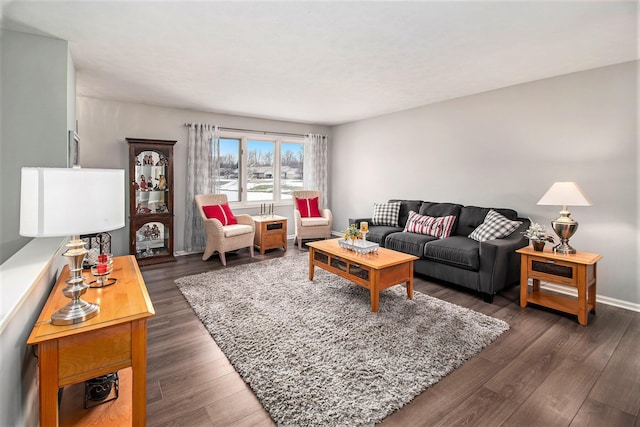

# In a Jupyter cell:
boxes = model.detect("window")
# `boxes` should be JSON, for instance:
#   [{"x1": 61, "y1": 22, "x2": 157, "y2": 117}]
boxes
[
  {"x1": 280, "y1": 142, "x2": 304, "y2": 199},
  {"x1": 217, "y1": 134, "x2": 304, "y2": 203}
]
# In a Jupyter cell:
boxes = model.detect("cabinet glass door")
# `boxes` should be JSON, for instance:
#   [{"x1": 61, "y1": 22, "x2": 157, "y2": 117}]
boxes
[
  {"x1": 135, "y1": 221, "x2": 169, "y2": 259},
  {"x1": 133, "y1": 150, "x2": 169, "y2": 214}
]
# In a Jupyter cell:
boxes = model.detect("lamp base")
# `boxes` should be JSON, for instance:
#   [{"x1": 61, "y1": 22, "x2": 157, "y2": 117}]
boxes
[
  {"x1": 551, "y1": 218, "x2": 579, "y2": 255},
  {"x1": 553, "y1": 242, "x2": 577, "y2": 255},
  {"x1": 51, "y1": 299, "x2": 100, "y2": 325}
]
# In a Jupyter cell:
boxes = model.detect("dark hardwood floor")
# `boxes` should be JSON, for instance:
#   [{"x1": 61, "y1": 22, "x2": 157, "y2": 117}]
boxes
[{"x1": 141, "y1": 242, "x2": 639, "y2": 426}]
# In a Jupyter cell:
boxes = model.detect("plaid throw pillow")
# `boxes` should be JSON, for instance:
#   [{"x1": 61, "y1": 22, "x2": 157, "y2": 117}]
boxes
[
  {"x1": 468, "y1": 209, "x2": 522, "y2": 242},
  {"x1": 371, "y1": 201, "x2": 401, "y2": 227},
  {"x1": 404, "y1": 211, "x2": 457, "y2": 238}
]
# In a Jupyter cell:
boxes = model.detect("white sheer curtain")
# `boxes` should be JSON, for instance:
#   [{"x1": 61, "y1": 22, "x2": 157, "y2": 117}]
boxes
[
  {"x1": 303, "y1": 134, "x2": 329, "y2": 207},
  {"x1": 185, "y1": 123, "x2": 219, "y2": 252}
]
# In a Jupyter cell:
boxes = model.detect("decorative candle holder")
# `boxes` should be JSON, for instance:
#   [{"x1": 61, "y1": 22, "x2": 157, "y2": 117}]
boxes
[{"x1": 89, "y1": 254, "x2": 117, "y2": 288}]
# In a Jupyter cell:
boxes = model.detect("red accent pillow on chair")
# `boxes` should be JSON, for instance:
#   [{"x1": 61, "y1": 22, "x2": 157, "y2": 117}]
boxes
[
  {"x1": 202, "y1": 203, "x2": 238, "y2": 225},
  {"x1": 296, "y1": 197, "x2": 321, "y2": 218}
]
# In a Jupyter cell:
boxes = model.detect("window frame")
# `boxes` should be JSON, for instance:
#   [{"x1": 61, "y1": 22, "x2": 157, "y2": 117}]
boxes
[{"x1": 217, "y1": 131, "x2": 305, "y2": 207}]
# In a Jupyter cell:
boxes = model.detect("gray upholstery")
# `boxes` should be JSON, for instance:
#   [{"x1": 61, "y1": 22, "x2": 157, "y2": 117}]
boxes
[
  {"x1": 351, "y1": 199, "x2": 530, "y2": 302},
  {"x1": 423, "y1": 236, "x2": 480, "y2": 271},
  {"x1": 384, "y1": 231, "x2": 438, "y2": 257}
]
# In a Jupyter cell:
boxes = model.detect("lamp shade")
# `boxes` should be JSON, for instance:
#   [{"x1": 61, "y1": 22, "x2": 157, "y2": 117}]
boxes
[
  {"x1": 20, "y1": 167, "x2": 125, "y2": 237},
  {"x1": 536, "y1": 182, "x2": 592, "y2": 207}
]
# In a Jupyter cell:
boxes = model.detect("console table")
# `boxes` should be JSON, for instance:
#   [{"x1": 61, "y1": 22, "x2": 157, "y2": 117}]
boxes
[
  {"x1": 517, "y1": 247, "x2": 601, "y2": 325},
  {"x1": 27, "y1": 255, "x2": 154, "y2": 426}
]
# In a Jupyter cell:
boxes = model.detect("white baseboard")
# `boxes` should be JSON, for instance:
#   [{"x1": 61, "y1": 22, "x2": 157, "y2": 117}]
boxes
[{"x1": 540, "y1": 282, "x2": 640, "y2": 313}]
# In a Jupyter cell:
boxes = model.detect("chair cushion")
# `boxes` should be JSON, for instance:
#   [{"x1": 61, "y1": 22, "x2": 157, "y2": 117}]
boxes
[
  {"x1": 403, "y1": 211, "x2": 456, "y2": 239},
  {"x1": 468, "y1": 209, "x2": 522, "y2": 242},
  {"x1": 222, "y1": 224, "x2": 253, "y2": 237},
  {"x1": 372, "y1": 201, "x2": 401, "y2": 227},
  {"x1": 424, "y1": 236, "x2": 480, "y2": 271},
  {"x1": 296, "y1": 197, "x2": 321, "y2": 217},
  {"x1": 301, "y1": 217, "x2": 329, "y2": 226},
  {"x1": 203, "y1": 203, "x2": 237, "y2": 225}
]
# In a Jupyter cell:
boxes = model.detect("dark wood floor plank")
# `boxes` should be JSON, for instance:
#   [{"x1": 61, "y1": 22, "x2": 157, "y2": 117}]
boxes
[
  {"x1": 140, "y1": 246, "x2": 640, "y2": 427},
  {"x1": 381, "y1": 355, "x2": 503, "y2": 426},
  {"x1": 570, "y1": 398, "x2": 636, "y2": 427},
  {"x1": 484, "y1": 317, "x2": 582, "y2": 403},
  {"x1": 204, "y1": 387, "x2": 270, "y2": 426},
  {"x1": 503, "y1": 358, "x2": 600, "y2": 426}
]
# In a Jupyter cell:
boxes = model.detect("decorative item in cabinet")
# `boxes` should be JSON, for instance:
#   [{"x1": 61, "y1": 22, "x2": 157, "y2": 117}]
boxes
[{"x1": 127, "y1": 138, "x2": 176, "y2": 266}]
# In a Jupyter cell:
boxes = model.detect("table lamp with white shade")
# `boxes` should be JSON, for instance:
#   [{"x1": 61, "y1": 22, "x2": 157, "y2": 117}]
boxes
[
  {"x1": 537, "y1": 181, "x2": 592, "y2": 255},
  {"x1": 20, "y1": 167, "x2": 125, "y2": 325}
]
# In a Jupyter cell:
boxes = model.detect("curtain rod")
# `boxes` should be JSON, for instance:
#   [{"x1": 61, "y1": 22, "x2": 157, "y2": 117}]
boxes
[{"x1": 184, "y1": 123, "x2": 325, "y2": 139}]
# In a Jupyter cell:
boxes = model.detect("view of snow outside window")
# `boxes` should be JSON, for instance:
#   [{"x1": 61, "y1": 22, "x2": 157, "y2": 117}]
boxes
[{"x1": 219, "y1": 138, "x2": 304, "y2": 202}]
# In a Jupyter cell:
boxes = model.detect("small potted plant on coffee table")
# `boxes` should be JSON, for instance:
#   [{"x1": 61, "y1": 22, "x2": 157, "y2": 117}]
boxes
[{"x1": 522, "y1": 222, "x2": 555, "y2": 251}]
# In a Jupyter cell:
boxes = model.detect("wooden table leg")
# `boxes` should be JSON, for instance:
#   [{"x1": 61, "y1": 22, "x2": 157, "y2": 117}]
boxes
[
  {"x1": 370, "y1": 271, "x2": 379, "y2": 312},
  {"x1": 406, "y1": 262, "x2": 414, "y2": 299},
  {"x1": 308, "y1": 248, "x2": 315, "y2": 281},
  {"x1": 519, "y1": 255, "x2": 529, "y2": 308},
  {"x1": 577, "y1": 265, "x2": 588, "y2": 326},
  {"x1": 131, "y1": 319, "x2": 147, "y2": 426},
  {"x1": 38, "y1": 340, "x2": 60, "y2": 426}
]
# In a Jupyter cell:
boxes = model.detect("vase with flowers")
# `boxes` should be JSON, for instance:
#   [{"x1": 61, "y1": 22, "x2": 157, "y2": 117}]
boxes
[
  {"x1": 522, "y1": 222, "x2": 555, "y2": 251},
  {"x1": 344, "y1": 223, "x2": 363, "y2": 241}
]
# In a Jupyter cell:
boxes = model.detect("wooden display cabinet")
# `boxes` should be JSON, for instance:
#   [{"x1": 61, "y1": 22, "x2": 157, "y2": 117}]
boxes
[{"x1": 127, "y1": 138, "x2": 176, "y2": 266}]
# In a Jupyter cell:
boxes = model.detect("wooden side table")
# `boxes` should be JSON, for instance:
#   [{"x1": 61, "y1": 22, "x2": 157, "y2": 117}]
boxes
[
  {"x1": 516, "y1": 246, "x2": 601, "y2": 325},
  {"x1": 27, "y1": 255, "x2": 154, "y2": 426},
  {"x1": 252, "y1": 215, "x2": 288, "y2": 255}
]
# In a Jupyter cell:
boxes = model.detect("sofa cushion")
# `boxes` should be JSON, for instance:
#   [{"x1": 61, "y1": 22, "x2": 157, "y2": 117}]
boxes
[
  {"x1": 389, "y1": 199, "x2": 423, "y2": 228},
  {"x1": 364, "y1": 226, "x2": 403, "y2": 247},
  {"x1": 455, "y1": 206, "x2": 519, "y2": 237},
  {"x1": 372, "y1": 201, "x2": 401, "y2": 227},
  {"x1": 423, "y1": 236, "x2": 480, "y2": 271},
  {"x1": 419, "y1": 202, "x2": 463, "y2": 235},
  {"x1": 468, "y1": 209, "x2": 522, "y2": 242},
  {"x1": 404, "y1": 211, "x2": 457, "y2": 239},
  {"x1": 385, "y1": 231, "x2": 438, "y2": 257}
]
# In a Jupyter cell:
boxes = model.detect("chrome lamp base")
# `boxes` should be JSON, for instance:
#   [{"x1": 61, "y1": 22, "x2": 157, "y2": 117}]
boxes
[
  {"x1": 51, "y1": 236, "x2": 100, "y2": 326},
  {"x1": 551, "y1": 218, "x2": 579, "y2": 255}
]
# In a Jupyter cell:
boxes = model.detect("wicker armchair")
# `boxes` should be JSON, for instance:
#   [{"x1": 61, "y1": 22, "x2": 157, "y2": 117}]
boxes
[
  {"x1": 292, "y1": 190, "x2": 333, "y2": 249},
  {"x1": 195, "y1": 194, "x2": 255, "y2": 265}
]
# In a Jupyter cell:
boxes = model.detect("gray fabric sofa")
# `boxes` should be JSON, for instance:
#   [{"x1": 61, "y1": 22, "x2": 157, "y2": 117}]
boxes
[{"x1": 350, "y1": 199, "x2": 530, "y2": 303}]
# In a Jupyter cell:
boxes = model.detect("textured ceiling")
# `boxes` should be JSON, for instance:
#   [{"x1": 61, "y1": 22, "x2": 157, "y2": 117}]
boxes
[{"x1": 2, "y1": 1, "x2": 638, "y2": 125}]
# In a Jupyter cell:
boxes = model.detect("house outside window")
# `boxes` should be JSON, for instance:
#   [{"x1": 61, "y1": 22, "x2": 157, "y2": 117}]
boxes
[{"x1": 218, "y1": 134, "x2": 304, "y2": 203}]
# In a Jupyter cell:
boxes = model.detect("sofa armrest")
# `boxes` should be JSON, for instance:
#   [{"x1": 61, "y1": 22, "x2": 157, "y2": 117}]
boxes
[
  {"x1": 478, "y1": 218, "x2": 530, "y2": 295},
  {"x1": 348, "y1": 217, "x2": 373, "y2": 227}
]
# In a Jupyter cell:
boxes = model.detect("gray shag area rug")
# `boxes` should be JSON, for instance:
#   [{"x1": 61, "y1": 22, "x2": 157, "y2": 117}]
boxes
[{"x1": 175, "y1": 253, "x2": 509, "y2": 426}]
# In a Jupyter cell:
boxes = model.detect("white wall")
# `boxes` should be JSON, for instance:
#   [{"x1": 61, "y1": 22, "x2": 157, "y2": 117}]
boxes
[
  {"x1": 0, "y1": 30, "x2": 71, "y2": 264},
  {"x1": 0, "y1": 30, "x2": 75, "y2": 425},
  {"x1": 76, "y1": 97, "x2": 331, "y2": 256},
  {"x1": 331, "y1": 61, "x2": 639, "y2": 305}
]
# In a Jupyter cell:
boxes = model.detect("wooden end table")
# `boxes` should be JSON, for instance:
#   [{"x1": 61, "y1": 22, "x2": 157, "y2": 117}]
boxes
[
  {"x1": 27, "y1": 255, "x2": 155, "y2": 426},
  {"x1": 252, "y1": 215, "x2": 287, "y2": 255},
  {"x1": 307, "y1": 238, "x2": 418, "y2": 312},
  {"x1": 517, "y1": 246, "x2": 602, "y2": 325}
]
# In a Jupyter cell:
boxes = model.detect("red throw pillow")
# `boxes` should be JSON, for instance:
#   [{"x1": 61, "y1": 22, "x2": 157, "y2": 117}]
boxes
[
  {"x1": 296, "y1": 197, "x2": 321, "y2": 218},
  {"x1": 202, "y1": 203, "x2": 238, "y2": 225}
]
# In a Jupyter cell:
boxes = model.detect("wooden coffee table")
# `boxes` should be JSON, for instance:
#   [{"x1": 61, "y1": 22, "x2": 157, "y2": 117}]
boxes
[{"x1": 307, "y1": 238, "x2": 418, "y2": 312}]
